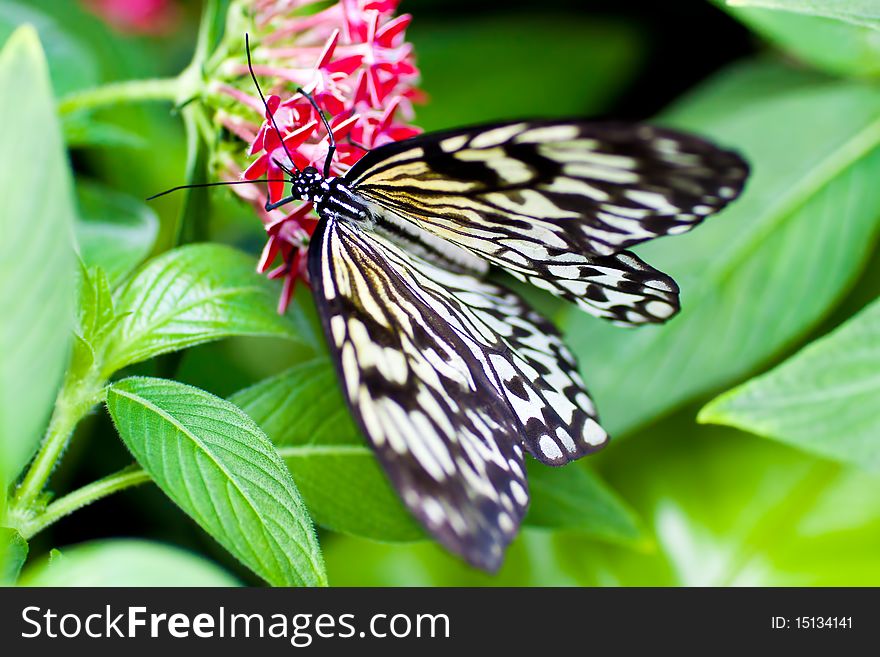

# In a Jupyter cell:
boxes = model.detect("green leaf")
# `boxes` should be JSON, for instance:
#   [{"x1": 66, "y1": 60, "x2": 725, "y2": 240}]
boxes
[
  {"x1": 18, "y1": 539, "x2": 240, "y2": 586},
  {"x1": 0, "y1": 1, "x2": 97, "y2": 97},
  {"x1": 63, "y1": 115, "x2": 145, "y2": 149},
  {"x1": 524, "y1": 461, "x2": 647, "y2": 547},
  {"x1": 720, "y1": 0, "x2": 880, "y2": 76},
  {"x1": 1, "y1": 528, "x2": 28, "y2": 585},
  {"x1": 229, "y1": 360, "x2": 423, "y2": 542},
  {"x1": 0, "y1": 27, "x2": 76, "y2": 483},
  {"x1": 410, "y1": 15, "x2": 642, "y2": 131},
  {"x1": 75, "y1": 180, "x2": 159, "y2": 285},
  {"x1": 106, "y1": 377, "x2": 326, "y2": 587},
  {"x1": 102, "y1": 244, "x2": 313, "y2": 377},
  {"x1": 76, "y1": 264, "x2": 116, "y2": 346},
  {"x1": 562, "y1": 58, "x2": 880, "y2": 438},
  {"x1": 229, "y1": 360, "x2": 360, "y2": 448},
  {"x1": 700, "y1": 297, "x2": 880, "y2": 469},
  {"x1": 729, "y1": 0, "x2": 880, "y2": 31},
  {"x1": 280, "y1": 445, "x2": 424, "y2": 542},
  {"x1": 67, "y1": 264, "x2": 116, "y2": 382}
]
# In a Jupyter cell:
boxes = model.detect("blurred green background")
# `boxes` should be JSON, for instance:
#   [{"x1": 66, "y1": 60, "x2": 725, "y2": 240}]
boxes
[{"x1": 4, "y1": 0, "x2": 880, "y2": 586}]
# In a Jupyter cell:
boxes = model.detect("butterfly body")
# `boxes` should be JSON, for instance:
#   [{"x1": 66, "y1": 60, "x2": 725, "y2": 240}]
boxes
[{"x1": 270, "y1": 119, "x2": 748, "y2": 570}]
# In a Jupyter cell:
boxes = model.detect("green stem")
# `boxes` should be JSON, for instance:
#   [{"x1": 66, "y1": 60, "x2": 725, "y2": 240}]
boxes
[
  {"x1": 18, "y1": 467, "x2": 151, "y2": 540},
  {"x1": 12, "y1": 381, "x2": 106, "y2": 512},
  {"x1": 58, "y1": 77, "x2": 180, "y2": 116}
]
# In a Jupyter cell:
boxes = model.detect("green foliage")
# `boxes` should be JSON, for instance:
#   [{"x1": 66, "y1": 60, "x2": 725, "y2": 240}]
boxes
[
  {"x1": 524, "y1": 462, "x2": 646, "y2": 547},
  {"x1": 720, "y1": 0, "x2": 880, "y2": 76},
  {"x1": 323, "y1": 530, "x2": 585, "y2": 586},
  {"x1": 18, "y1": 540, "x2": 240, "y2": 586},
  {"x1": 410, "y1": 15, "x2": 642, "y2": 130},
  {"x1": 729, "y1": 0, "x2": 880, "y2": 31},
  {"x1": 229, "y1": 360, "x2": 423, "y2": 542},
  {"x1": 75, "y1": 181, "x2": 159, "y2": 285},
  {"x1": 1, "y1": 528, "x2": 28, "y2": 585},
  {"x1": 63, "y1": 115, "x2": 146, "y2": 149},
  {"x1": 102, "y1": 244, "x2": 310, "y2": 376},
  {"x1": 562, "y1": 58, "x2": 880, "y2": 437},
  {"x1": 0, "y1": 1, "x2": 97, "y2": 96},
  {"x1": 589, "y1": 420, "x2": 880, "y2": 586},
  {"x1": 0, "y1": 27, "x2": 76, "y2": 483},
  {"x1": 68, "y1": 264, "x2": 117, "y2": 385},
  {"x1": 106, "y1": 377, "x2": 326, "y2": 587},
  {"x1": 281, "y1": 444, "x2": 423, "y2": 540},
  {"x1": 701, "y1": 297, "x2": 880, "y2": 470}
]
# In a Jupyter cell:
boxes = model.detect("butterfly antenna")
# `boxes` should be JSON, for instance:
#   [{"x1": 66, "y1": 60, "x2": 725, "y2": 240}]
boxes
[
  {"x1": 297, "y1": 86, "x2": 336, "y2": 178},
  {"x1": 146, "y1": 179, "x2": 287, "y2": 201},
  {"x1": 246, "y1": 33, "x2": 301, "y2": 175}
]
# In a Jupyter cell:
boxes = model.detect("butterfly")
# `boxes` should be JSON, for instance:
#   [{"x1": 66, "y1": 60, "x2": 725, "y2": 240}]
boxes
[
  {"x1": 275, "y1": 110, "x2": 747, "y2": 570},
  {"x1": 155, "y1": 51, "x2": 748, "y2": 571}
]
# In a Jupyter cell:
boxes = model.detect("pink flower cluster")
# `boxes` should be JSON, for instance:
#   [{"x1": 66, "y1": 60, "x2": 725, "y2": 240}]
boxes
[{"x1": 217, "y1": 0, "x2": 422, "y2": 312}]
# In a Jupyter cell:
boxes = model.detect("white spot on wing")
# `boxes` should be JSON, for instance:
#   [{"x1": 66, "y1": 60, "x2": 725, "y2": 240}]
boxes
[
  {"x1": 469, "y1": 123, "x2": 528, "y2": 148},
  {"x1": 515, "y1": 124, "x2": 579, "y2": 143},
  {"x1": 510, "y1": 481, "x2": 528, "y2": 506},
  {"x1": 646, "y1": 299, "x2": 675, "y2": 319},
  {"x1": 440, "y1": 134, "x2": 469, "y2": 152},
  {"x1": 538, "y1": 435, "x2": 563, "y2": 461}
]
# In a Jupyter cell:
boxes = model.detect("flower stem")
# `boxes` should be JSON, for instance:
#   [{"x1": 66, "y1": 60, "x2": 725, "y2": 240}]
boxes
[
  {"x1": 17, "y1": 467, "x2": 151, "y2": 540},
  {"x1": 58, "y1": 77, "x2": 181, "y2": 116}
]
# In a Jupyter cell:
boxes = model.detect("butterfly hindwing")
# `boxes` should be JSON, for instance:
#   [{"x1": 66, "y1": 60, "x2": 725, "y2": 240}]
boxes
[
  {"x1": 344, "y1": 120, "x2": 747, "y2": 324},
  {"x1": 308, "y1": 215, "x2": 606, "y2": 569}
]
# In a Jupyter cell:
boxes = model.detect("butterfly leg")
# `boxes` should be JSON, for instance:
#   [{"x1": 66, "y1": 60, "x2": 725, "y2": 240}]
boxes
[
  {"x1": 347, "y1": 136, "x2": 371, "y2": 152},
  {"x1": 265, "y1": 195, "x2": 298, "y2": 212}
]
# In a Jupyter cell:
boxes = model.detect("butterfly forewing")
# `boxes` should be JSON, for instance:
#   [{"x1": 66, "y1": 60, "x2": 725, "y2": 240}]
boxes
[
  {"x1": 308, "y1": 215, "x2": 606, "y2": 569},
  {"x1": 344, "y1": 120, "x2": 747, "y2": 324}
]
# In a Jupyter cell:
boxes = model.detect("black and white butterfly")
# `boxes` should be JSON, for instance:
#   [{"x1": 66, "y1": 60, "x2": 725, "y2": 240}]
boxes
[
  {"x1": 156, "y1": 61, "x2": 748, "y2": 571},
  {"x1": 277, "y1": 114, "x2": 746, "y2": 571}
]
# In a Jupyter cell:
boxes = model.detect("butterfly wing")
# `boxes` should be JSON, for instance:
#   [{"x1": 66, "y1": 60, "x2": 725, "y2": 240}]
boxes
[
  {"x1": 344, "y1": 120, "x2": 747, "y2": 324},
  {"x1": 309, "y1": 215, "x2": 606, "y2": 570}
]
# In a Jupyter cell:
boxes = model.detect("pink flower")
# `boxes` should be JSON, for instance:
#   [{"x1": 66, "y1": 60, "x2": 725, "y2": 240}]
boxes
[
  {"x1": 211, "y1": 0, "x2": 422, "y2": 311},
  {"x1": 81, "y1": 0, "x2": 180, "y2": 35}
]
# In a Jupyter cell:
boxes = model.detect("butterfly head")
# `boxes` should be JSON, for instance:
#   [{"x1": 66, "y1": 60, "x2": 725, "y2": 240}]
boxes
[{"x1": 291, "y1": 166, "x2": 327, "y2": 202}]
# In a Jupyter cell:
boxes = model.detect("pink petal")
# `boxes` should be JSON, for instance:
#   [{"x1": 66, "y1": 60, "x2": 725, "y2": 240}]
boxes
[
  {"x1": 316, "y1": 29, "x2": 340, "y2": 68},
  {"x1": 266, "y1": 171, "x2": 287, "y2": 203},
  {"x1": 376, "y1": 14, "x2": 411, "y2": 47},
  {"x1": 264, "y1": 94, "x2": 281, "y2": 119},
  {"x1": 257, "y1": 236, "x2": 281, "y2": 273},
  {"x1": 282, "y1": 119, "x2": 319, "y2": 149},
  {"x1": 326, "y1": 53, "x2": 363, "y2": 75},
  {"x1": 331, "y1": 114, "x2": 359, "y2": 141},
  {"x1": 243, "y1": 154, "x2": 269, "y2": 180}
]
